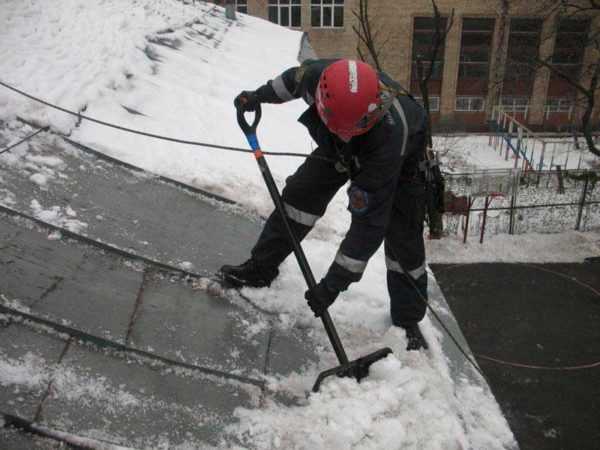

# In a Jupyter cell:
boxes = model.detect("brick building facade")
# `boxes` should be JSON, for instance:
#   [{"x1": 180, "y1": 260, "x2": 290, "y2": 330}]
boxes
[{"x1": 221, "y1": 0, "x2": 600, "y2": 131}]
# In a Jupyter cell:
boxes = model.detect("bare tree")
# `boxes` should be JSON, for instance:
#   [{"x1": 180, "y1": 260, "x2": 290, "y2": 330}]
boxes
[
  {"x1": 352, "y1": 0, "x2": 391, "y2": 72},
  {"x1": 506, "y1": 0, "x2": 600, "y2": 157},
  {"x1": 352, "y1": 0, "x2": 454, "y2": 142},
  {"x1": 352, "y1": 0, "x2": 452, "y2": 238},
  {"x1": 412, "y1": 1, "x2": 454, "y2": 238},
  {"x1": 542, "y1": 1, "x2": 600, "y2": 157},
  {"x1": 414, "y1": 0, "x2": 454, "y2": 148}
]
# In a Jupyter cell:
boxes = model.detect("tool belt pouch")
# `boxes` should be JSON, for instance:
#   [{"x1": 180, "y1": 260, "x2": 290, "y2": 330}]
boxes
[{"x1": 419, "y1": 149, "x2": 446, "y2": 214}]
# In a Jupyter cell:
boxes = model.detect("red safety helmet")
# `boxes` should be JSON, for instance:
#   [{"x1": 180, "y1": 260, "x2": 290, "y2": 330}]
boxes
[{"x1": 315, "y1": 59, "x2": 385, "y2": 142}]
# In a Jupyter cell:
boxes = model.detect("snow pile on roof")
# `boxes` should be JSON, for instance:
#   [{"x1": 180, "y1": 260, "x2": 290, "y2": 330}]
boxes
[
  {"x1": 230, "y1": 329, "x2": 514, "y2": 450},
  {"x1": 30, "y1": 199, "x2": 88, "y2": 233},
  {"x1": 0, "y1": 0, "x2": 310, "y2": 216},
  {"x1": 0, "y1": 352, "x2": 49, "y2": 390}
]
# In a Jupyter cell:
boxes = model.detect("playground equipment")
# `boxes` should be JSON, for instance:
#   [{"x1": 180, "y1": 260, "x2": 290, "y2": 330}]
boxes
[{"x1": 489, "y1": 107, "x2": 586, "y2": 172}]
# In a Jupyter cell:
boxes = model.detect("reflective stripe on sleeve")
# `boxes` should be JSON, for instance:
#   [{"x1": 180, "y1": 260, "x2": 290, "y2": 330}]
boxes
[
  {"x1": 304, "y1": 91, "x2": 315, "y2": 105},
  {"x1": 335, "y1": 251, "x2": 368, "y2": 274},
  {"x1": 392, "y1": 98, "x2": 409, "y2": 156},
  {"x1": 385, "y1": 257, "x2": 426, "y2": 279},
  {"x1": 284, "y1": 202, "x2": 320, "y2": 227},
  {"x1": 272, "y1": 75, "x2": 295, "y2": 102}
]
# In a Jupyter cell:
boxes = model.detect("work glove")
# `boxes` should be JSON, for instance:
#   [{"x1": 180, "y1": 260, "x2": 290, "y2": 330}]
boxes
[
  {"x1": 305, "y1": 280, "x2": 339, "y2": 318},
  {"x1": 234, "y1": 90, "x2": 260, "y2": 111}
]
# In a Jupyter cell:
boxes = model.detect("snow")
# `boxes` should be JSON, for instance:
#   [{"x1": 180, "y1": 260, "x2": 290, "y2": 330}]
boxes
[
  {"x1": 0, "y1": 0, "x2": 309, "y2": 216},
  {"x1": 0, "y1": 187, "x2": 16, "y2": 206},
  {"x1": 427, "y1": 230, "x2": 600, "y2": 263},
  {"x1": 0, "y1": 351, "x2": 140, "y2": 413},
  {"x1": 0, "y1": 0, "x2": 596, "y2": 448},
  {"x1": 436, "y1": 135, "x2": 517, "y2": 172},
  {"x1": 30, "y1": 199, "x2": 88, "y2": 233},
  {"x1": 230, "y1": 329, "x2": 514, "y2": 450},
  {"x1": 29, "y1": 172, "x2": 49, "y2": 186},
  {"x1": 0, "y1": 352, "x2": 49, "y2": 390},
  {"x1": 51, "y1": 367, "x2": 141, "y2": 412}
]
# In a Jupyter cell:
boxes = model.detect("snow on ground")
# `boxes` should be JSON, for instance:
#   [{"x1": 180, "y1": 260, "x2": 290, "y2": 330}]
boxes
[
  {"x1": 427, "y1": 230, "x2": 600, "y2": 263},
  {"x1": 523, "y1": 138, "x2": 597, "y2": 170},
  {"x1": 435, "y1": 135, "x2": 516, "y2": 173},
  {"x1": 436, "y1": 133, "x2": 597, "y2": 173},
  {"x1": 0, "y1": 0, "x2": 595, "y2": 448}
]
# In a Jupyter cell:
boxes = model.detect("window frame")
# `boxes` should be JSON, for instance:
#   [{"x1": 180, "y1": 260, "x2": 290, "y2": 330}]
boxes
[
  {"x1": 234, "y1": 0, "x2": 247, "y2": 14},
  {"x1": 500, "y1": 96, "x2": 530, "y2": 112},
  {"x1": 269, "y1": 0, "x2": 302, "y2": 28},
  {"x1": 311, "y1": 0, "x2": 344, "y2": 28},
  {"x1": 458, "y1": 18, "x2": 495, "y2": 82},
  {"x1": 504, "y1": 17, "x2": 543, "y2": 84},
  {"x1": 455, "y1": 96, "x2": 485, "y2": 112},
  {"x1": 551, "y1": 17, "x2": 590, "y2": 73},
  {"x1": 545, "y1": 97, "x2": 572, "y2": 113},
  {"x1": 411, "y1": 16, "x2": 449, "y2": 82}
]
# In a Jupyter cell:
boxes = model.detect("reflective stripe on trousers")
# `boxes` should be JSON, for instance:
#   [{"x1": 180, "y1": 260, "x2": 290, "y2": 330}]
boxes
[
  {"x1": 385, "y1": 257, "x2": 426, "y2": 279},
  {"x1": 284, "y1": 202, "x2": 320, "y2": 227},
  {"x1": 335, "y1": 251, "x2": 368, "y2": 274}
]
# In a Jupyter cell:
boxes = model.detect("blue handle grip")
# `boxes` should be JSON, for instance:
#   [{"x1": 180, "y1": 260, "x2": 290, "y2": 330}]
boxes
[{"x1": 245, "y1": 134, "x2": 260, "y2": 151}]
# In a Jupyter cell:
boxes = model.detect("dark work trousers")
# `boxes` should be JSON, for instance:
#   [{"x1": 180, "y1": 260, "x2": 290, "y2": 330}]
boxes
[
  {"x1": 385, "y1": 181, "x2": 428, "y2": 327},
  {"x1": 252, "y1": 145, "x2": 347, "y2": 268},
  {"x1": 251, "y1": 147, "x2": 428, "y2": 327}
]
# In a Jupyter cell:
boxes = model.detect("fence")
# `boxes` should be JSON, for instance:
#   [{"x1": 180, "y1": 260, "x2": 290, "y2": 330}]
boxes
[{"x1": 442, "y1": 167, "x2": 600, "y2": 243}]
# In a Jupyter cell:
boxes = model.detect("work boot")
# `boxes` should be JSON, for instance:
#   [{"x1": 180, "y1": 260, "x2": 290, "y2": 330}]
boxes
[
  {"x1": 404, "y1": 324, "x2": 429, "y2": 351},
  {"x1": 219, "y1": 259, "x2": 278, "y2": 288}
]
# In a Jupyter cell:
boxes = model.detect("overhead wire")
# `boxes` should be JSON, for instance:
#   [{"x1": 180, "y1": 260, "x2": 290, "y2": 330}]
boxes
[{"x1": 0, "y1": 79, "x2": 335, "y2": 163}]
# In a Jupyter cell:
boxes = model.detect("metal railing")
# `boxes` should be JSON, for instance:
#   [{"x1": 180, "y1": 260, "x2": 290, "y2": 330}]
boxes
[
  {"x1": 442, "y1": 167, "x2": 600, "y2": 243},
  {"x1": 489, "y1": 107, "x2": 588, "y2": 172}
]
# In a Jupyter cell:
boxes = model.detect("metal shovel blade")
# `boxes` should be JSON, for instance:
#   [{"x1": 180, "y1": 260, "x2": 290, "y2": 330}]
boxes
[{"x1": 312, "y1": 347, "x2": 393, "y2": 393}]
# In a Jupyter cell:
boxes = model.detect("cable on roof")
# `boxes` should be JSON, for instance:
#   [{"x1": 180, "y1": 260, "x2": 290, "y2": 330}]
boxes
[
  {"x1": 0, "y1": 126, "x2": 49, "y2": 155},
  {"x1": 0, "y1": 79, "x2": 335, "y2": 163}
]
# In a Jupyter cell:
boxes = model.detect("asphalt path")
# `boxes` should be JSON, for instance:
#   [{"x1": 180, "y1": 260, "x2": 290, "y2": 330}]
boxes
[{"x1": 431, "y1": 262, "x2": 600, "y2": 450}]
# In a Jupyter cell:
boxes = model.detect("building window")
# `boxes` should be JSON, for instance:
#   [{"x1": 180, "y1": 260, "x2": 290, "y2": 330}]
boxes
[
  {"x1": 545, "y1": 97, "x2": 572, "y2": 113},
  {"x1": 504, "y1": 18, "x2": 543, "y2": 88},
  {"x1": 269, "y1": 0, "x2": 302, "y2": 27},
  {"x1": 311, "y1": 0, "x2": 344, "y2": 28},
  {"x1": 459, "y1": 18, "x2": 494, "y2": 80},
  {"x1": 551, "y1": 17, "x2": 590, "y2": 79},
  {"x1": 235, "y1": 0, "x2": 247, "y2": 14},
  {"x1": 501, "y1": 96, "x2": 529, "y2": 112},
  {"x1": 412, "y1": 17, "x2": 448, "y2": 81},
  {"x1": 456, "y1": 96, "x2": 485, "y2": 112},
  {"x1": 414, "y1": 96, "x2": 440, "y2": 112}
]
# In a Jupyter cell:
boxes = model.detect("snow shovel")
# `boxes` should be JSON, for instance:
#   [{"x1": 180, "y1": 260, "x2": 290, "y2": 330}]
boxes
[{"x1": 237, "y1": 104, "x2": 392, "y2": 392}]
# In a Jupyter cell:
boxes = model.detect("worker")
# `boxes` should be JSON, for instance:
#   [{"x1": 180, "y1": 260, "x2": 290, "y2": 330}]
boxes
[{"x1": 221, "y1": 59, "x2": 430, "y2": 350}]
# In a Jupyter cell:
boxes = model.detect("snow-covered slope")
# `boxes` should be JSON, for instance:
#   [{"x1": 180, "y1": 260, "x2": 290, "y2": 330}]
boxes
[
  {"x1": 0, "y1": 0, "x2": 311, "y2": 218},
  {"x1": 0, "y1": 1, "x2": 517, "y2": 449}
]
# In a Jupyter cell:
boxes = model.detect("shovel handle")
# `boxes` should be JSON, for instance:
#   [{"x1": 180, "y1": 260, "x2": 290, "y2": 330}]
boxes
[
  {"x1": 236, "y1": 104, "x2": 262, "y2": 139},
  {"x1": 236, "y1": 105, "x2": 350, "y2": 367}
]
